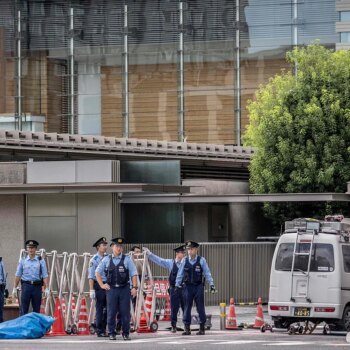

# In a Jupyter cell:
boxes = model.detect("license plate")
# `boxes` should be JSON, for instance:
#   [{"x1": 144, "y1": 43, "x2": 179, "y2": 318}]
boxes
[{"x1": 294, "y1": 307, "x2": 310, "y2": 317}]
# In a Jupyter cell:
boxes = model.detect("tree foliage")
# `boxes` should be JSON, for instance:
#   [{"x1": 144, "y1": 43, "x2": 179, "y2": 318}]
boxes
[{"x1": 243, "y1": 43, "x2": 350, "y2": 227}]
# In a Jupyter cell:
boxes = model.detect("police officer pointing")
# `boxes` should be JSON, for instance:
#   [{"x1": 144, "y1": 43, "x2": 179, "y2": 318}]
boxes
[
  {"x1": 144, "y1": 245, "x2": 186, "y2": 333},
  {"x1": 175, "y1": 240, "x2": 216, "y2": 336},
  {"x1": 13, "y1": 240, "x2": 49, "y2": 315},
  {"x1": 0, "y1": 256, "x2": 6, "y2": 323},
  {"x1": 88, "y1": 237, "x2": 108, "y2": 337},
  {"x1": 95, "y1": 238, "x2": 138, "y2": 341}
]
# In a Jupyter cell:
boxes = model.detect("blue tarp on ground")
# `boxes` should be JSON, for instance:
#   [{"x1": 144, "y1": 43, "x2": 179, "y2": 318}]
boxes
[{"x1": 0, "y1": 312, "x2": 54, "y2": 339}]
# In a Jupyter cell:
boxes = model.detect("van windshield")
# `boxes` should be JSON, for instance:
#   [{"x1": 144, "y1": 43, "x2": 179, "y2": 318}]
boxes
[{"x1": 275, "y1": 243, "x2": 334, "y2": 272}]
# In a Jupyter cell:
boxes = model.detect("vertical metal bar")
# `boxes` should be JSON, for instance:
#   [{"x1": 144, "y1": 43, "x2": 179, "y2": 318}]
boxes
[
  {"x1": 235, "y1": 0, "x2": 241, "y2": 146},
  {"x1": 69, "y1": 7, "x2": 75, "y2": 134},
  {"x1": 178, "y1": 1, "x2": 185, "y2": 142},
  {"x1": 292, "y1": 0, "x2": 298, "y2": 75},
  {"x1": 16, "y1": 10, "x2": 22, "y2": 131},
  {"x1": 220, "y1": 302, "x2": 226, "y2": 330},
  {"x1": 122, "y1": 3, "x2": 129, "y2": 138}
]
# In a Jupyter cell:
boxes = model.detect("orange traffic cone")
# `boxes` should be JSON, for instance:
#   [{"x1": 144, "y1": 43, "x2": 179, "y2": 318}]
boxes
[
  {"x1": 40, "y1": 298, "x2": 46, "y2": 314},
  {"x1": 253, "y1": 297, "x2": 265, "y2": 329},
  {"x1": 226, "y1": 298, "x2": 241, "y2": 330},
  {"x1": 61, "y1": 298, "x2": 66, "y2": 319},
  {"x1": 144, "y1": 290, "x2": 153, "y2": 320},
  {"x1": 47, "y1": 297, "x2": 67, "y2": 336},
  {"x1": 77, "y1": 298, "x2": 90, "y2": 335},
  {"x1": 71, "y1": 296, "x2": 76, "y2": 318},
  {"x1": 137, "y1": 307, "x2": 151, "y2": 333},
  {"x1": 161, "y1": 296, "x2": 171, "y2": 321}
]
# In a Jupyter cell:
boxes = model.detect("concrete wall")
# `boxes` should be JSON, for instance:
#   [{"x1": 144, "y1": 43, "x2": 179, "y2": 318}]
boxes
[{"x1": 0, "y1": 163, "x2": 26, "y2": 290}]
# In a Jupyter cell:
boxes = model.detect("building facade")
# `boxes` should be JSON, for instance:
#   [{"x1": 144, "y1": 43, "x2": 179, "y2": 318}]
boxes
[{"x1": 0, "y1": 0, "x2": 339, "y2": 145}]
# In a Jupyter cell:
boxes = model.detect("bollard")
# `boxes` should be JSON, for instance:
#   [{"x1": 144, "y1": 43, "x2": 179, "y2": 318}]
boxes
[{"x1": 219, "y1": 302, "x2": 226, "y2": 330}]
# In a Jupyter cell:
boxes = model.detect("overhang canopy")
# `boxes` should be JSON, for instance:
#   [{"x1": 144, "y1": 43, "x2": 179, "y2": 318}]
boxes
[
  {"x1": 0, "y1": 182, "x2": 191, "y2": 194},
  {"x1": 121, "y1": 192, "x2": 350, "y2": 203}
]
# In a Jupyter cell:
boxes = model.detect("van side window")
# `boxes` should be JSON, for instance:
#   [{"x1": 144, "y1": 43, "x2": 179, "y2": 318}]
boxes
[
  {"x1": 275, "y1": 243, "x2": 334, "y2": 272},
  {"x1": 275, "y1": 243, "x2": 294, "y2": 270},
  {"x1": 342, "y1": 245, "x2": 350, "y2": 272}
]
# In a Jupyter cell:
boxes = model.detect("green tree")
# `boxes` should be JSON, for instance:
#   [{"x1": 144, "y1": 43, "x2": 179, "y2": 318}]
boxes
[{"x1": 243, "y1": 43, "x2": 350, "y2": 227}]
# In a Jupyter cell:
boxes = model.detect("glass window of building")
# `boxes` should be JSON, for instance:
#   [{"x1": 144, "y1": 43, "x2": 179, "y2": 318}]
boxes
[
  {"x1": 340, "y1": 32, "x2": 350, "y2": 43},
  {"x1": 340, "y1": 11, "x2": 350, "y2": 21}
]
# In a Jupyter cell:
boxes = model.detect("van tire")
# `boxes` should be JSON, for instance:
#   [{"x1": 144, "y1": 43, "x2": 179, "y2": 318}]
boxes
[
  {"x1": 273, "y1": 317, "x2": 291, "y2": 329},
  {"x1": 342, "y1": 306, "x2": 350, "y2": 331}
]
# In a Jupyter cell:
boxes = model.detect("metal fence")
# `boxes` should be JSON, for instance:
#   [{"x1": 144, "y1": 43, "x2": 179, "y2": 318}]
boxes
[{"x1": 125, "y1": 242, "x2": 276, "y2": 306}]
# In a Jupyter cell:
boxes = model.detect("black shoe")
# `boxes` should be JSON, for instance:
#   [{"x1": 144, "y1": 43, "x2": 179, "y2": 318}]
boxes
[
  {"x1": 196, "y1": 324, "x2": 205, "y2": 335},
  {"x1": 182, "y1": 325, "x2": 191, "y2": 335},
  {"x1": 109, "y1": 334, "x2": 116, "y2": 340},
  {"x1": 123, "y1": 334, "x2": 131, "y2": 341},
  {"x1": 171, "y1": 326, "x2": 177, "y2": 333},
  {"x1": 97, "y1": 333, "x2": 108, "y2": 337}
]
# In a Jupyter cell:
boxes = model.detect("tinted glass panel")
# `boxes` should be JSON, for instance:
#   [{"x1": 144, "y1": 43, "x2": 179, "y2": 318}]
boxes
[
  {"x1": 275, "y1": 243, "x2": 334, "y2": 272},
  {"x1": 342, "y1": 245, "x2": 350, "y2": 272}
]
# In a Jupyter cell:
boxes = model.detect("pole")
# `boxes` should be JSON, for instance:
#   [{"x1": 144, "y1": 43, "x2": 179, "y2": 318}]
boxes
[
  {"x1": 122, "y1": 3, "x2": 129, "y2": 138},
  {"x1": 235, "y1": 0, "x2": 241, "y2": 146},
  {"x1": 16, "y1": 10, "x2": 22, "y2": 131},
  {"x1": 220, "y1": 302, "x2": 226, "y2": 330},
  {"x1": 178, "y1": 0, "x2": 185, "y2": 142},
  {"x1": 69, "y1": 7, "x2": 75, "y2": 134}
]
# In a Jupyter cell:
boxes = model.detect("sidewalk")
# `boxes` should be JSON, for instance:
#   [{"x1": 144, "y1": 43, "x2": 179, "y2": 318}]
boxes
[{"x1": 158, "y1": 305, "x2": 272, "y2": 330}]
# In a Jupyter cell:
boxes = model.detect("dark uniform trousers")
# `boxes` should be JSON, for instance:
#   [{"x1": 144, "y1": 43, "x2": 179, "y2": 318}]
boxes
[
  {"x1": 182, "y1": 284, "x2": 206, "y2": 325},
  {"x1": 107, "y1": 286, "x2": 131, "y2": 336},
  {"x1": 20, "y1": 282, "x2": 42, "y2": 315},
  {"x1": 94, "y1": 281, "x2": 107, "y2": 335},
  {"x1": 0, "y1": 285, "x2": 4, "y2": 322},
  {"x1": 169, "y1": 286, "x2": 184, "y2": 324}
]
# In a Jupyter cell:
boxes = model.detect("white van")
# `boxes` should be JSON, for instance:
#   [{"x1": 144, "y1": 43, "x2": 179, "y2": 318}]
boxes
[{"x1": 268, "y1": 217, "x2": 350, "y2": 330}]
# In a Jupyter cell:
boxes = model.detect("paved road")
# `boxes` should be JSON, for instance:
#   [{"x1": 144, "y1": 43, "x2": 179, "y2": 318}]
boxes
[{"x1": 0, "y1": 329, "x2": 348, "y2": 350}]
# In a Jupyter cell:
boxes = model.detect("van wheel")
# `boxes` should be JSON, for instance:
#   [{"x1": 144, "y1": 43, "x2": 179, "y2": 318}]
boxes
[
  {"x1": 273, "y1": 318, "x2": 291, "y2": 329},
  {"x1": 342, "y1": 306, "x2": 350, "y2": 331}
]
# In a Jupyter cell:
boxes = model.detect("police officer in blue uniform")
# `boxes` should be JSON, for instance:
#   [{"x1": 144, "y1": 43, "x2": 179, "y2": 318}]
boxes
[
  {"x1": 144, "y1": 245, "x2": 186, "y2": 333},
  {"x1": 0, "y1": 256, "x2": 6, "y2": 323},
  {"x1": 95, "y1": 237, "x2": 138, "y2": 341},
  {"x1": 13, "y1": 240, "x2": 49, "y2": 315},
  {"x1": 175, "y1": 240, "x2": 216, "y2": 336},
  {"x1": 88, "y1": 236, "x2": 108, "y2": 337}
]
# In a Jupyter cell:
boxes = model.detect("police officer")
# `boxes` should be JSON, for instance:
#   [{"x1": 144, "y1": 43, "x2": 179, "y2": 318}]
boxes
[
  {"x1": 175, "y1": 240, "x2": 216, "y2": 336},
  {"x1": 13, "y1": 240, "x2": 49, "y2": 315},
  {"x1": 95, "y1": 237, "x2": 138, "y2": 341},
  {"x1": 144, "y1": 245, "x2": 186, "y2": 333},
  {"x1": 0, "y1": 256, "x2": 6, "y2": 323},
  {"x1": 88, "y1": 236, "x2": 108, "y2": 337}
]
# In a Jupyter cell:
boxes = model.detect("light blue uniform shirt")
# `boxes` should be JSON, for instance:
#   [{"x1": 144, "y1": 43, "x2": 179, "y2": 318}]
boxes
[
  {"x1": 15, "y1": 256, "x2": 48, "y2": 281},
  {"x1": 0, "y1": 259, "x2": 6, "y2": 285},
  {"x1": 175, "y1": 255, "x2": 214, "y2": 287},
  {"x1": 148, "y1": 253, "x2": 182, "y2": 272},
  {"x1": 88, "y1": 253, "x2": 105, "y2": 280},
  {"x1": 95, "y1": 253, "x2": 137, "y2": 282}
]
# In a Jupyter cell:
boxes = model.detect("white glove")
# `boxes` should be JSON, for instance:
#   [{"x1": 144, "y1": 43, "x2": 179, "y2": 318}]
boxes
[
  {"x1": 44, "y1": 288, "x2": 50, "y2": 297},
  {"x1": 142, "y1": 247, "x2": 151, "y2": 255},
  {"x1": 90, "y1": 289, "x2": 96, "y2": 299},
  {"x1": 12, "y1": 288, "x2": 18, "y2": 298}
]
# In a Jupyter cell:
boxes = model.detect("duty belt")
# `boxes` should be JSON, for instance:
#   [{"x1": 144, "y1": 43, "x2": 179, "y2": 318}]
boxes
[
  {"x1": 21, "y1": 280, "x2": 42, "y2": 286},
  {"x1": 112, "y1": 284, "x2": 127, "y2": 288}
]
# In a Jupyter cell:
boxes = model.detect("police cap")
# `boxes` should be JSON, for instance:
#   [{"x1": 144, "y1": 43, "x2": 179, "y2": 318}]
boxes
[
  {"x1": 92, "y1": 237, "x2": 108, "y2": 248},
  {"x1": 26, "y1": 240, "x2": 39, "y2": 247},
  {"x1": 174, "y1": 245, "x2": 186, "y2": 253},
  {"x1": 110, "y1": 237, "x2": 125, "y2": 246},
  {"x1": 185, "y1": 240, "x2": 199, "y2": 249}
]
